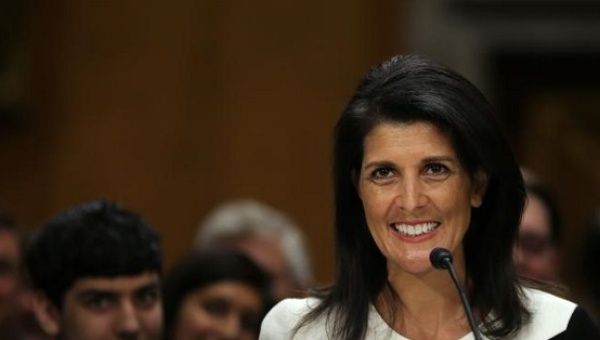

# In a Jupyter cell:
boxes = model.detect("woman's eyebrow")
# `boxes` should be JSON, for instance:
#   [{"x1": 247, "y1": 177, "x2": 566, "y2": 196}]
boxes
[
  {"x1": 421, "y1": 156, "x2": 457, "y2": 163},
  {"x1": 363, "y1": 156, "x2": 457, "y2": 169},
  {"x1": 362, "y1": 160, "x2": 396, "y2": 170}
]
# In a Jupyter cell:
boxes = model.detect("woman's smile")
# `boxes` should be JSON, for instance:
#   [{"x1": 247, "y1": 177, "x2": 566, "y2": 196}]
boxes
[{"x1": 389, "y1": 221, "x2": 441, "y2": 241}]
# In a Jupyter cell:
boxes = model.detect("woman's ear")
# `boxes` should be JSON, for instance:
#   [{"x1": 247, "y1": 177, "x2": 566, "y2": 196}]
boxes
[
  {"x1": 471, "y1": 170, "x2": 488, "y2": 208},
  {"x1": 32, "y1": 291, "x2": 61, "y2": 336}
]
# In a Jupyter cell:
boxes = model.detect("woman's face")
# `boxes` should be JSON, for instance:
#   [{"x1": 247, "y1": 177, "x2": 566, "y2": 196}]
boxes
[
  {"x1": 513, "y1": 193, "x2": 558, "y2": 281},
  {"x1": 358, "y1": 121, "x2": 485, "y2": 275},
  {"x1": 172, "y1": 281, "x2": 263, "y2": 340}
]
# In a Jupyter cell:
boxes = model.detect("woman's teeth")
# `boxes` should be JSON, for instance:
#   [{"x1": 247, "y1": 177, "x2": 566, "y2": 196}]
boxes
[{"x1": 392, "y1": 222, "x2": 440, "y2": 236}]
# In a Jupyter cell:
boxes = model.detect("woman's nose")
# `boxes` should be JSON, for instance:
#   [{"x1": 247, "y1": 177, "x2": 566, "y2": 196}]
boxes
[
  {"x1": 219, "y1": 314, "x2": 243, "y2": 339},
  {"x1": 393, "y1": 177, "x2": 427, "y2": 211}
]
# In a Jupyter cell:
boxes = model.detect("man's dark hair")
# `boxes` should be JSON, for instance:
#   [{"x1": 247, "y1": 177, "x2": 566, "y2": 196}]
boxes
[
  {"x1": 26, "y1": 199, "x2": 162, "y2": 308},
  {"x1": 299, "y1": 55, "x2": 529, "y2": 339}
]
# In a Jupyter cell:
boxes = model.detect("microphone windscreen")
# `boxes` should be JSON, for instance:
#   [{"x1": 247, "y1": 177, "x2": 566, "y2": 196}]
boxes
[{"x1": 430, "y1": 247, "x2": 453, "y2": 269}]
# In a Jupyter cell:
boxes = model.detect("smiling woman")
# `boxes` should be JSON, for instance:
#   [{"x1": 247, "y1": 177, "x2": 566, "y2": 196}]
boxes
[{"x1": 258, "y1": 55, "x2": 600, "y2": 340}]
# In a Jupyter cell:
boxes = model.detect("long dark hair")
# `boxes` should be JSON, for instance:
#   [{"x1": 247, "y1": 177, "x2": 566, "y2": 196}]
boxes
[{"x1": 300, "y1": 55, "x2": 528, "y2": 339}]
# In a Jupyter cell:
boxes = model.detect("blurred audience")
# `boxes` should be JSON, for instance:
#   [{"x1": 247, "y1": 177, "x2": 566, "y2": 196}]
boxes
[
  {"x1": 162, "y1": 249, "x2": 272, "y2": 340},
  {"x1": 194, "y1": 199, "x2": 312, "y2": 300},
  {"x1": 0, "y1": 211, "x2": 21, "y2": 324},
  {"x1": 26, "y1": 199, "x2": 163, "y2": 340},
  {"x1": 514, "y1": 172, "x2": 562, "y2": 282},
  {"x1": 0, "y1": 210, "x2": 48, "y2": 339},
  {"x1": 581, "y1": 208, "x2": 600, "y2": 323}
]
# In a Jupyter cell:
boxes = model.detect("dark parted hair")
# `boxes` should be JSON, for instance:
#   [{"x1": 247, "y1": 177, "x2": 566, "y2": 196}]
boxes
[
  {"x1": 26, "y1": 199, "x2": 162, "y2": 308},
  {"x1": 300, "y1": 55, "x2": 528, "y2": 339},
  {"x1": 162, "y1": 249, "x2": 273, "y2": 339}
]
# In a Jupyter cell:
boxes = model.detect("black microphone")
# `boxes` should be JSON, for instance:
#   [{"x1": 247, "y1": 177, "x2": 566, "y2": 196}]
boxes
[{"x1": 430, "y1": 248, "x2": 483, "y2": 340}]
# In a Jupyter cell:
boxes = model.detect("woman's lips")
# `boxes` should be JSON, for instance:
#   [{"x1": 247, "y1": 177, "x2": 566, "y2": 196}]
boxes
[{"x1": 389, "y1": 221, "x2": 441, "y2": 242}]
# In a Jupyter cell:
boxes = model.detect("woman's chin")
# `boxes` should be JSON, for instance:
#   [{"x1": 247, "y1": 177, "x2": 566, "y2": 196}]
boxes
[{"x1": 387, "y1": 256, "x2": 436, "y2": 277}]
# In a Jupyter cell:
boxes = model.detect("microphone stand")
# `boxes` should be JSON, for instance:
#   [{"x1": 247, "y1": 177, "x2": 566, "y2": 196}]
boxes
[{"x1": 430, "y1": 248, "x2": 483, "y2": 340}]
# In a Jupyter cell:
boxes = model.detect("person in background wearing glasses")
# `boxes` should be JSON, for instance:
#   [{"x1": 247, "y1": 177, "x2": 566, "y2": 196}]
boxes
[{"x1": 513, "y1": 178, "x2": 562, "y2": 282}]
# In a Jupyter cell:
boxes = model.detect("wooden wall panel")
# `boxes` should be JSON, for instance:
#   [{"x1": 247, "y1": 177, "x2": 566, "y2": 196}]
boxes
[{"x1": 0, "y1": 0, "x2": 405, "y2": 283}]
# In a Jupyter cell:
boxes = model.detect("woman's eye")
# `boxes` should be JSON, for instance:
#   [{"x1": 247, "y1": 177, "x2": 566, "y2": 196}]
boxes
[
  {"x1": 424, "y1": 163, "x2": 449, "y2": 176},
  {"x1": 371, "y1": 167, "x2": 394, "y2": 180},
  {"x1": 202, "y1": 298, "x2": 229, "y2": 317}
]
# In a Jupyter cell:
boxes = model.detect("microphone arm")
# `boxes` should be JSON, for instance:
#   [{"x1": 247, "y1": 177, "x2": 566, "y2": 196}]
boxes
[{"x1": 430, "y1": 248, "x2": 483, "y2": 340}]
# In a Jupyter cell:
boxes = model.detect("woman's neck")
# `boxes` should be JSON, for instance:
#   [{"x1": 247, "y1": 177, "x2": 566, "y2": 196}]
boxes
[{"x1": 375, "y1": 254, "x2": 476, "y2": 339}]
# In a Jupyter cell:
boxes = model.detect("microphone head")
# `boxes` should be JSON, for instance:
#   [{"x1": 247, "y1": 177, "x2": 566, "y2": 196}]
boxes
[{"x1": 430, "y1": 247, "x2": 453, "y2": 270}]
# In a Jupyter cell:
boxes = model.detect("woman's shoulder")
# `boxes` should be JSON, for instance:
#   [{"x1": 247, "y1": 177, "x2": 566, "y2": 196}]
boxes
[
  {"x1": 264, "y1": 297, "x2": 321, "y2": 322},
  {"x1": 521, "y1": 286, "x2": 576, "y2": 313},
  {"x1": 259, "y1": 297, "x2": 326, "y2": 340},
  {"x1": 516, "y1": 287, "x2": 600, "y2": 339}
]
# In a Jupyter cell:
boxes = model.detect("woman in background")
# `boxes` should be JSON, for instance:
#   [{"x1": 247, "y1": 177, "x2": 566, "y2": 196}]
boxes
[
  {"x1": 514, "y1": 179, "x2": 562, "y2": 282},
  {"x1": 163, "y1": 250, "x2": 272, "y2": 340}
]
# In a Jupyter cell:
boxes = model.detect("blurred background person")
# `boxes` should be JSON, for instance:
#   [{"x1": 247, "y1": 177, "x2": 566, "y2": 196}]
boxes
[
  {"x1": 26, "y1": 200, "x2": 163, "y2": 340},
  {"x1": 581, "y1": 208, "x2": 600, "y2": 323},
  {"x1": 514, "y1": 173, "x2": 562, "y2": 282},
  {"x1": 0, "y1": 210, "x2": 21, "y2": 327},
  {"x1": 162, "y1": 249, "x2": 272, "y2": 340},
  {"x1": 0, "y1": 210, "x2": 48, "y2": 339},
  {"x1": 194, "y1": 199, "x2": 312, "y2": 301}
]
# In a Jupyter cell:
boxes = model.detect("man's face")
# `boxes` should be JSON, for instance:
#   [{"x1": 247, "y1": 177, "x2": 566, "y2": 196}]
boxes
[
  {"x1": 50, "y1": 272, "x2": 162, "y2": 340},
  {"x1": 0, "y1": 229, "x2": 21, "y2": 321}
]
